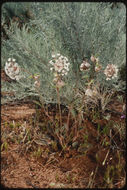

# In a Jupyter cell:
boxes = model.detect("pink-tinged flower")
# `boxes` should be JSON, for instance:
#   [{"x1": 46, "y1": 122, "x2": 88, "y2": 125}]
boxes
[
  {"x1": 5, "y1": 58, "x2": 21, "y2": 81},
  {"x1": 80, "y1": 61, "x2": 90, "y2": 71},
  {"x1": 121, "y1": 115, "x2": 126, "y2": 119},
  {"x1": 49, "y1": 53, "x2": 70, "y2": 76},
  {"x1": 104, "y1": 64, "x2": 118, "y2": 80},
  {"x1": 54, "y1": 60, "x2": 64, "y2": 72},
  {"x1": 13, "y1": 64, "x2": 20, "y2": 74},
  {"x1": 33, "y1": 74, "x2": 40, "y2": 80}
]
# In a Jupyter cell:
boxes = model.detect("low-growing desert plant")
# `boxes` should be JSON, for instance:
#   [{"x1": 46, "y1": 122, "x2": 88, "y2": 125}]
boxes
[
  {"x1": 1, "y1": 3, "x2": 126, "y2": 158},
  {"x1": 1, "y1": 50, "x2": 124, "y2": 153}
]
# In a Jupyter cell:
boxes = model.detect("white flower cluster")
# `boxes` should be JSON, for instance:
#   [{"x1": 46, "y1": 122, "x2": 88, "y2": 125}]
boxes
[
  {"x1": 104, "y1": 64, "x2": 118, "y2": 80},
  {"x1": 4, "y1": 58, "x2": 21, "y2": 81},
  {"x1": 49, "y1": 53, "x2": 70, "y2": 88},
  {"x1": 80, "y1": 60, "x2": 90, "y2": 71},
  {"x1": 49, "y1": 53, "x2": 70, "y2": 76}
]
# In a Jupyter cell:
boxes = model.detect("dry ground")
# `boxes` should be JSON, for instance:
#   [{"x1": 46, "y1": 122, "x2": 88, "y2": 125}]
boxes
[{"x1": 1, "y1": 101, "x2": 126, "y2": 188}]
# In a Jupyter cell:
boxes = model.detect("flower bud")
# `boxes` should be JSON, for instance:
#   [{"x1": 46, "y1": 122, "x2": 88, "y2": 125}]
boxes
[
  {"x1": 90, "y1": 55, "x2": 96, "y2": 62},
  {"x1": 80, "y1": 61, "x2": 90, "y2": 71}
]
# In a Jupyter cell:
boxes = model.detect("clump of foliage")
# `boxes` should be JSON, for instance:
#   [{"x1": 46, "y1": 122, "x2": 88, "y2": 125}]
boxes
[
  {"x1": 1, "y1": 2, "x2": 126, "y2": 105},
  {"x1": 1, "y1": 3, "x2": 126, "y2": 188},
  {"x1": 1, "y1": 1, "x2": 126, "y2": 158}
]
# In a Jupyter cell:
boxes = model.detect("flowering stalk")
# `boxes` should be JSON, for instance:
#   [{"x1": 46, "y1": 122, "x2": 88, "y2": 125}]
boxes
[
  {"x1": 33, "y1": 77, "x2": 65, "y2": 144},
  {"x1": 56, "y1": 87, "x2": 62, "y2": 129},
  {"x1": 49, "y1": 53, "x2": 70, "y2": 129},
  {"x1": 5, "y1": 59, "x2": 59, "y2": 133},
  {"x1": 80, "y1": 55, "x2": 119, "y2": 99},
  {"x1": 66, "y1": 105, "x2": 71, "y2": 135},
  {"x1": 34, "y1": 77, "x2": 65, "y2": 147}
]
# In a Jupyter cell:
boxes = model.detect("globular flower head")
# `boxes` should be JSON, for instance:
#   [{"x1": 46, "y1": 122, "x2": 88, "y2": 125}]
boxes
[
  {"x1": 4, "y1": 58, "x2": 21, "y2": 81},
  {"x1": 49, "y1": 53, "x2": 70, "y2": 88},
  {"x1": 80, "y1": 60, "x2": 90, "y2": 71},
  {"x1": 104, "y1": 64, "x2": 118, "y2": 80},
  {"x1": 49, "y1": 53, "x2": 70, "y2": 76}
]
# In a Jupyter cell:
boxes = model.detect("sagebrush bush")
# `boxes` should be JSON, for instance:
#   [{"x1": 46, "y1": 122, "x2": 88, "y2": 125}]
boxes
[{"x1": 1, "y1": 2, "x2": 126, "y2": 105}]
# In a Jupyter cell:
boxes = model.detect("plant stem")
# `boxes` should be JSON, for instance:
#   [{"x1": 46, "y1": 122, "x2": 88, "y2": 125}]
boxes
[
  {"x1": 67, "y1": 106, "x2": 71, "y2": 135},
  {"x1": 35, "y1": 86, "x2": 56, "y2": 127},
  {"x1": 56, "y1": 87, "x2": 62, "y2": 129}
]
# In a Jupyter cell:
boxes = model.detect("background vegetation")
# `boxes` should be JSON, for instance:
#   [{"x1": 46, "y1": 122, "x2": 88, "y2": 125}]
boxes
[{"x1": 1, "y1": 2, "x2": 126, "y2": 105}]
